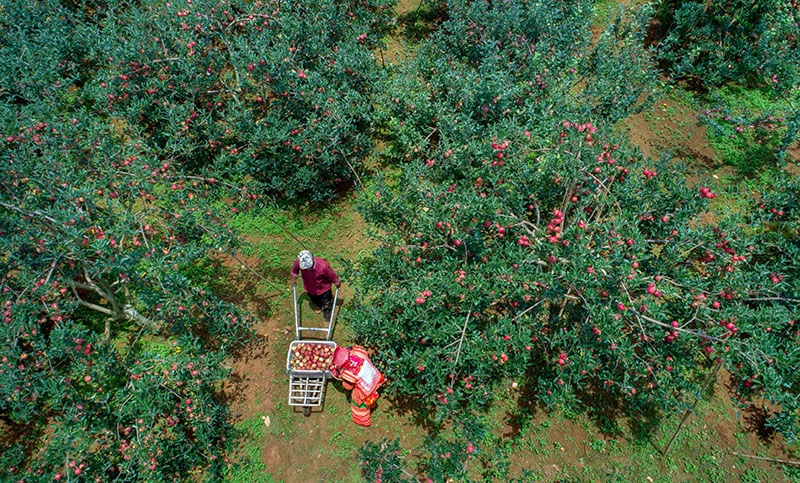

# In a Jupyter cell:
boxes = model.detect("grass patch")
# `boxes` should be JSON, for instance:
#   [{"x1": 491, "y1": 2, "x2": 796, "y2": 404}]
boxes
[
  {"x1": 593, "y1": 0, "x2": 621, "y2": 26},
  {"x1": 699, "y1": 85, "x2": 793, "y2": 176},
  {"x1": 228, "y1": 201, "x2": 357, "y2": 274},
  {"x1": 225, "y1": 414, "x2": 278, "y2": 483},
  {"x1": 494, "y1": 374, "x2": 800, "y2": 482},
  {"x1": 265, "y1": 402, "x2": 300, "y2": 441},
  {"x1": 137, "y1": 337, "x2": 175, "y2": 358}
]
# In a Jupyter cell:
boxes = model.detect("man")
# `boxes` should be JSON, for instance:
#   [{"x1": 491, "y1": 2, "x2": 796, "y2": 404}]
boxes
[
  {"x1": 291, "y1": 250, "x2": 340, "y2": 321},
  {"x1": 331, "y1": 345, "x2": 385, "y2": 427}
]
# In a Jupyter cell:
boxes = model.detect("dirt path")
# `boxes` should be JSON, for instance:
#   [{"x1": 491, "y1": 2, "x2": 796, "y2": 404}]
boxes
[
  {"x1": 218, "y1": 197, "x2": 425, "y2": 482},
  {"x1": 380, "y1": 0, "x2": 424, "y2": 64},
  {"x1": 217, "y1": 4, "x2": 440, "y2": 475},
  {"x1": 223, "y1": 265, "x2": 428, "y2": 481}
]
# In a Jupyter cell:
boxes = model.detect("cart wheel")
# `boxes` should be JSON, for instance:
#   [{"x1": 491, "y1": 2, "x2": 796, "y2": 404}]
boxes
[{"x1": 303, "y1": 406, "x2": 311, "y2": 417}]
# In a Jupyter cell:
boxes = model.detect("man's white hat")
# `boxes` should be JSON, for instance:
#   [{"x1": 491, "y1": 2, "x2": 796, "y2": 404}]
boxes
[{"x1": 298, "y1": 250, "x2": 313, "y2": 270}]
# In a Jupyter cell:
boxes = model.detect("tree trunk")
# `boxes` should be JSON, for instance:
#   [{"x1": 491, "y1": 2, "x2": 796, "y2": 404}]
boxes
[{"x1": 123, "y1": 305, "x2": 165, "y2": 332}]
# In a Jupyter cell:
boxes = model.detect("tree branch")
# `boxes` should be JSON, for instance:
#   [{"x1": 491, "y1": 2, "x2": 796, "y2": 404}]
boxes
[
  {"x1": 0, "y1": 201, "x2": 60, "y2": 224},
  {"x1": 71, "y1": 285, "x2": 114, "y2": 316},
  {"x1": 638, "y1": 314, "x2": 764, "y2": 371},
  {"x1": 228, "y1": 251, "x2": 288, "y2": 293}
]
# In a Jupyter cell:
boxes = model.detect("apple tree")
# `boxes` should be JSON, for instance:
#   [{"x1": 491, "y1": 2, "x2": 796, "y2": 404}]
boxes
[
  {"x1": 0, "y1": 102, "x2": 260, "y2": 480},
  {"x1": 347, "y1": 0, "x2": 800, "y2": 444},
  {"x1": 657, "y1": 0, "x2": 800, "y2": 158},
  {"x1": 1, "y1": 3, "x2": 259, "y2": 479},
  {"x1": 87, "y1": 0, "x2": 395, "y2": 201}
]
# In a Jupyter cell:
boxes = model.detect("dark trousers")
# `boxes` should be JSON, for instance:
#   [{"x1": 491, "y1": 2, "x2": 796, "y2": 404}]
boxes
[{"x1": 308, "y1": 289, "x2": 333, "y2": 321}]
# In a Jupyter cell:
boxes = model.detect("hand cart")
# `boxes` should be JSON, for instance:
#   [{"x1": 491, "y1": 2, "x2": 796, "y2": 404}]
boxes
[
  {"x1": 286, "y1": 340, "x2": 337, "y2": 416},
  {"x1": 292, "y1": 284, "x2": 338, "y2": 340},
  {"x1": 286, "y1": 284, "x2": 339, "y2": 416}
]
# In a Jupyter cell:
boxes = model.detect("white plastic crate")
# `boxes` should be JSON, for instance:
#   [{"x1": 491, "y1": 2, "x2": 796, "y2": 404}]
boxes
[{"x1": 288, "y1": 374, "x2": 326, "y2": 407}]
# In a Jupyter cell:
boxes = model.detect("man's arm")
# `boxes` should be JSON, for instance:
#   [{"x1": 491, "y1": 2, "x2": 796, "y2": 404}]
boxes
[
  {"x1": 324, "y1": 259, "x2": 340, "y2": 287},
  {"x1": 290, "y1": 258, "x2": 300, "y2": 279}
]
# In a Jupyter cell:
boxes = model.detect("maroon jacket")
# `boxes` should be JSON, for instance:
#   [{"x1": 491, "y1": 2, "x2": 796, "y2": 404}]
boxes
[{"x1": 291, "y1": 256, "x2": 340, "y2": 295}]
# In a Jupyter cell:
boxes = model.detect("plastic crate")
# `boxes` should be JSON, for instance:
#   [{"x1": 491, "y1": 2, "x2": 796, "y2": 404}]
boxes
[{"x1": 288, "y1": 374, "x2": 326, "y2": 407}]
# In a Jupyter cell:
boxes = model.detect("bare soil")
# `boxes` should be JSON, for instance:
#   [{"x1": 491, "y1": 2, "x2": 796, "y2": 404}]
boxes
[
  {"x1": 624, "y1": 97, "x2": 723, "y2": 172},
  {"x1": 624, "y1": 95, "x2": 734, "y2": 228}
]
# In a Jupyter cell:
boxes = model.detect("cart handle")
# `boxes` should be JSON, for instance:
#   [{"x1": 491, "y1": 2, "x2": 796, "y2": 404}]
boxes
[
  {"x1": 293, "y1": 284, "x2": 300, "y2": 340},
  {"x1": 327, "y1": 285, "x2": 339, "y2": 340}
]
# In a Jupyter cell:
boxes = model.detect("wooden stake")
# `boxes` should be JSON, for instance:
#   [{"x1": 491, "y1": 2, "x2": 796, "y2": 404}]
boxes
[
  {"x1": 662, "y1": 363, "x2": 721, "y2": 454},
  {"x1": 731, "y1": 451, "x2": 800, "y2": 467},
  {"x1": 344, "y1": 157, "x2": 364, "y2": 188},
  {"x1": 452, "y1": 310, "x2": 471, "y2": 368},
  {"x1": 449, "y1": 310, "x2": 472, "y2": 390}
]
